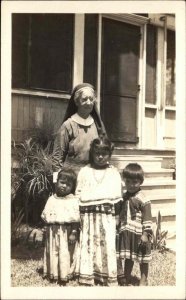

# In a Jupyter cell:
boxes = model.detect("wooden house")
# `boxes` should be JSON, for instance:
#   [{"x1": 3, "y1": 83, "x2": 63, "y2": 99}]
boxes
[{"x1": 11, "y1": 13, "x2": 176, "y2": 249}]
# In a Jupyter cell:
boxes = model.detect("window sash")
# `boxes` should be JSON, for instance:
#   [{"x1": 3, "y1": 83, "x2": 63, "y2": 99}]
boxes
[
  {"x1": 166, "y1": 29, "x2": 175, "y2": 106},
  {"x1": 145, "y1": 24, "x2": 157, "y2": 105},
  {"x1": 12, "y1": 14, "x2": 74, "y2": 93}
]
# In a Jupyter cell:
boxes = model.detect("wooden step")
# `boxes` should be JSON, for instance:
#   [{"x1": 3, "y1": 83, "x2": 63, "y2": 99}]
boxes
[
  {"x1": 152, "y1": 223, "x2": 176, "y2": 237},
  {"x1": 152, "y1": 221, "x2": 176, "y2": 251},
  {"x1": 120, "y1": 169, "x2": 175, "y2": 180},
  {"x1": 152, "y1": 220, "x2": 176, "y2": 250},
  {"x1": 141, "y1": 180, "x2": 176, "y2": 196},
  {"x1": 122, "y1": 183, "x2": 176, "y2": 198},
  {"x1": 113, "y1": 148, "x2": 175, "y2": 157},
  {"x1": 122, "y1": 179, "x2": 176, "y2": 187},
  {"x1": 144, "y1": 169, "x2": 175, "y2": 180},
  {"x1": 152, "y1": 215, "x2": 176, "y2": 228},
  {"x1": 149, "y1": 194, "x2": 176, "y2": 202},
  {"x1": 143, "y1": 179, "x2": 176, "y2": 186},
  {"x1": 111, "y1": 155, "x2": 163, "y2": 170},
  {"x1": 150, "y1": 194, "x2": 176, "y2": 206},
  {"x1": 154, "y1": 218, "x2": 176, "y2": 231},
  {"x1": 152, "y1": 207, "x2": 176, "y2": 218},
  {"x1": 165, "y1": 238, "x2": 176, "y2": 251},
  {"x1": 151, "y1": 202, "x2": 176, "y2": 216}
]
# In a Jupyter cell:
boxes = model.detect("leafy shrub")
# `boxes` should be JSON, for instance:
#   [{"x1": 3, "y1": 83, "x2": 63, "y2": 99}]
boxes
[
  {"x1": 11, "y1": 208, "x2": 25, "y2": 246},
  {"x1": 11, "y1": 137, "x2": 61, "y2": 225},
  {"x1": 29, "y1": 118, "x2": 57, "y2": 149}
]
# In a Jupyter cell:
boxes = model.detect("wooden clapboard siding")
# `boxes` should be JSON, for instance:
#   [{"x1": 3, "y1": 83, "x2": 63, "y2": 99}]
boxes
[
  {"x1": 50, "y1": 99, "x2": 65, "y2": 132},
  {"x1": 12, "y1": 93, "x2": 68, "y2": 142},
  {"x1": 29, "y1": 94, "x2": 35, "y2": 129},
  {"x1": 17, "y1": 95, "x2": 24, "y2": 141},
  {"x1": 12, "y1": 95, "x2": 19, "y2": 141},
  {"x1": 23, "y1": 95, "x2": 30, "y2": 129}
]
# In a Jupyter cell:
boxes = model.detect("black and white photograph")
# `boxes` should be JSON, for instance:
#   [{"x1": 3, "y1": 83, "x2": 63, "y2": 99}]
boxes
[{"x1": 1, "y1": 1, "x2": 186, "y2": 299}]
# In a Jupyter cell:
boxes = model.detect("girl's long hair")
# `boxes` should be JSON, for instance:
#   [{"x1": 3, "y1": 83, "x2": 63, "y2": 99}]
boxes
[{"x1": 89, "y1": 135, "x2": 114, "y2": 168}]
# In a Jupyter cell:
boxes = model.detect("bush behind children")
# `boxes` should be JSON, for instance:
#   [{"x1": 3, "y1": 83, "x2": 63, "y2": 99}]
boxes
[{"x1": 41, "y1": 136, "x2": 153, "y2": 286}]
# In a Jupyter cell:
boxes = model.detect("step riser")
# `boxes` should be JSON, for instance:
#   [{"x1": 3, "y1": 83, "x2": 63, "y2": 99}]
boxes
[
  {"x1": 145, "y1": 173, "x2": 174, "y2": 180},
  {"x1": 151, "y1": 203, "x2": 176, "y2": 215},
  {"x1": 141, "y1": 187, "x2": 175, "y2": 196},
  {"x1": 152, "y1": 220, "x2": 176, "y2": 239},
  {"x1": 151, "y1": 199, "x2": 175, "y2": 204},
  {"x1": 155, "y1": 218, "x2": 176, "y2": 227},
  {"x1": 165, "y1": 239, "x2": 176, "y2": 251},
  {"x1": 152, "y1": 215, "x2": 176, "y2": 224},
  {"x1": 112, "y1": 160, "x2": 162, "y2": 170},
  {"x1": 152, "y1": 223, "x2": 176, "y2": 236},
  {"x1": 121, "y1": 173, "x2": 174, "y2": 180},
  {"x1": 120, "y1": 174, "x2": 174, "y2": 181},
  {"x1": 122, "y1": 188, "x2": 176, "y2": 199}
]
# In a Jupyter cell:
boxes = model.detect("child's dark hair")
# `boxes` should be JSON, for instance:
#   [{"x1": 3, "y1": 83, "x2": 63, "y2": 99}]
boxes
[
  {"x1": 57, "y1": 167, "x2": 77, "y2": 193},
  {"x1": 122, "y1": 163, "x2": 144, "y2": 184},
  {"x1": 89, "y1": 135, "x2": 114, "y2": 164}
]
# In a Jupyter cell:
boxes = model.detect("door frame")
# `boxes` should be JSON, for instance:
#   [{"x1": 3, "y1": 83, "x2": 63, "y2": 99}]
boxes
[{"x1": 96, "y1": 14, "x2": 149, "y2": 148}]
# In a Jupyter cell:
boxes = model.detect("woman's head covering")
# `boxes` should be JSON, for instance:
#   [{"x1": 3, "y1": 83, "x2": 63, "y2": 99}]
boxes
[{"x1": 62, "y1": 83, "x2": 107, "y2": 136}]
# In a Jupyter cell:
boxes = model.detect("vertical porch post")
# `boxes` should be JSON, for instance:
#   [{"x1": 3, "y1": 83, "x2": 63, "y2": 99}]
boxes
[{"x1": 73, "y1": 14, "x2": 85, "y2": 87}]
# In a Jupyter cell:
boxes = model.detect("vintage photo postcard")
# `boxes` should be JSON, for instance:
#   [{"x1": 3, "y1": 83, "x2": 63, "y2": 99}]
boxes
[{"x1": 1, "y1": 1, "x2": 186, "y2": 299}]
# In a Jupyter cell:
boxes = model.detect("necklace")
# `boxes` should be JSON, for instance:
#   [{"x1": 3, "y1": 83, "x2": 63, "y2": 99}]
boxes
[{"x1": 92, "y1": 168, "x2": 107, "y2": 184}]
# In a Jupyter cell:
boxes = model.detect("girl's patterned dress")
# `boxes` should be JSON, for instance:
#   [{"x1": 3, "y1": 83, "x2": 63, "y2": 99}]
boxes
[
  {"x1": 41, "y1": 194, "x2": 80, "y2": 281},
  {"x1": 76, "y1": 164, "x2": 122, "y2": 286},
  {"x1": 117, "y1": 189, "x2": 152, "y2": 264}
]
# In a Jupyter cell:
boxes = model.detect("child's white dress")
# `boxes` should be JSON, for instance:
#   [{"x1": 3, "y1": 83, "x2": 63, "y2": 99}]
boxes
[
  {"x1": 41, "y1": 194, "x2": 80, "y2": 281},
  {"x1": 76, "y1": 164, "x2": 122, "y2": 286}
]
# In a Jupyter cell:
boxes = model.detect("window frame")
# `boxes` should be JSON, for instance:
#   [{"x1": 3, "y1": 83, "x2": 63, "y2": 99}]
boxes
[{"x1": 12, "y1": 13, "x2": 75, "y2": 95}]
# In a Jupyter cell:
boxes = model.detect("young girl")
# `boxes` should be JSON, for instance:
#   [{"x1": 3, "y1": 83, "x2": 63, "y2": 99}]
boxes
[
  {"x1": 75, "y1": 136, "x2": 122, "y2": 286},
  {"x1": 117, "y1": 163, "x2": 153, "y2": 286},
  {"x1": 41, "y1": 168, "x2": 80, "y2": 284}
]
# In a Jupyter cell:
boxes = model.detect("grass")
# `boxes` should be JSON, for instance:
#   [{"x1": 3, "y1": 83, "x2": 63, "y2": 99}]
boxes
[{"x1": 11, "y1": 242, "x2": 176, "y2": 287}]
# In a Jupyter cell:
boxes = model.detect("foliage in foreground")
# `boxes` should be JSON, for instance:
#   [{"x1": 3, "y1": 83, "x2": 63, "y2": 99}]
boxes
[{"x1": 152, "y1": 211, "x2": 169, "y2": 253}]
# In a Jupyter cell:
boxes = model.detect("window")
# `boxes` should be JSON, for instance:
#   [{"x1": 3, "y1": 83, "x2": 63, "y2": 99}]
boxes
[
  {"x1": 145, "y1": 24, "x2": 157, "y2": 104},
  {"x1": 166, "y1": 29, "x2": 175, "y2": 106},
  {"x1": 12, "y1": 14, "x2": 74, "y2": 93}
]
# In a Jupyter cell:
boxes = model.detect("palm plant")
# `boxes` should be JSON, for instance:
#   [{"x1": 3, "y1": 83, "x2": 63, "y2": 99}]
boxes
[
  {"x1": 29, "y1": 118, "x2": 57, "y2": 149},
  {"x1": 12, "y1": 137, "x2": 61, "y2": 224},
  {"x1": 11, "y1": 208, "x2": 25, "y2": 245}
]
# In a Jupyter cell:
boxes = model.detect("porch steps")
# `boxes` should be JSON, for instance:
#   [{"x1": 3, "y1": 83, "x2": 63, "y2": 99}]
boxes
[
  {"x1": 144, "y1": 169, "x2": 174, "y2": 180},
  {"x1": 141, "y1": 180, "x2": 176, "y2": 197},
  {"x1": 111, "y1": 155, "x2": 163, "y2": 170},
  {"x1": 111, "y1": 154, "x2": 176, "y2": 251}
]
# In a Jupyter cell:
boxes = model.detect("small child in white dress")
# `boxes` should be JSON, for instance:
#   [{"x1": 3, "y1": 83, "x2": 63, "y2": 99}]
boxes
[{"x1": 41, "y1": 168, "x2": 80, "y2": 284}]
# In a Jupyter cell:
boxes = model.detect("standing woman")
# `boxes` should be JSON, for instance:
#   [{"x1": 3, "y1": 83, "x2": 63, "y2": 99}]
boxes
[{"x1": 53, "y1": 83, "x2": 106, "y2": 178}]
